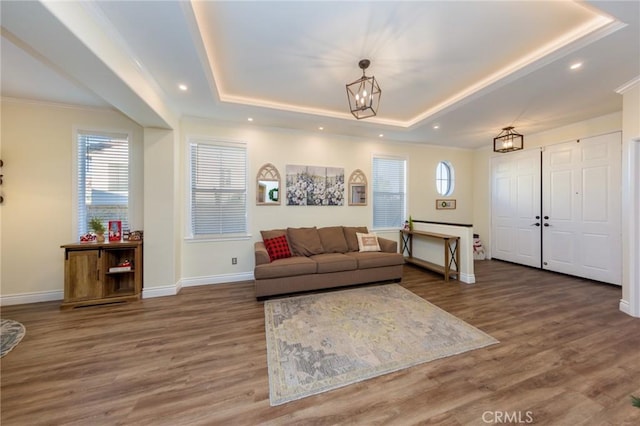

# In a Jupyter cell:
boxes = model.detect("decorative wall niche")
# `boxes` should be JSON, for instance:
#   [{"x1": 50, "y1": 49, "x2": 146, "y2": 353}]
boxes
[
  {"x1": 348, "y1": 169, "x2": 367, "y2": 206},
  {"x1": 256, "y1": 163, "x2": 281, "y2": 205}
]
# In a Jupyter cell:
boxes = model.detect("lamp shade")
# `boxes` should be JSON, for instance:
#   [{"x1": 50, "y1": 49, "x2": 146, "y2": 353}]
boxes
[
  {"x1": 346, "y1": 59, "x2": 381, "y2": 119},
  {"x1": 493, "y1": 126, "x2": 524, "y2": 153}
]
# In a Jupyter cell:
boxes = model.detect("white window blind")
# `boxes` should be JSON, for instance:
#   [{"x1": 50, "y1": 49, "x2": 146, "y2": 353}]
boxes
[
  {"x1": 372, "y1": 156, "x2": 406, "y2": 229},
  {"x1": 189, "y1": 140, "x2": 247, "y2": 236},
  {"x1": 77, "y1": 131, "x2": 129, "y2": 237}
]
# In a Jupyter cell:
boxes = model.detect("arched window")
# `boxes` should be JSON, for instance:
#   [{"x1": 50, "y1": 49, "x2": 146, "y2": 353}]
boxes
[{"x1": 436, "y1": 161, "x2": 455, "y2": 196}]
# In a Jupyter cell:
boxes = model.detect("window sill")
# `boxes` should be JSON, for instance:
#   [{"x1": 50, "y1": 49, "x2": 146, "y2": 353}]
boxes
[
  {"x1": 185, "y1": 234, "x2": 252, "y2": 243},
  {"x1": 371, "y1": 227, "x2": 401, "y2": 233}
]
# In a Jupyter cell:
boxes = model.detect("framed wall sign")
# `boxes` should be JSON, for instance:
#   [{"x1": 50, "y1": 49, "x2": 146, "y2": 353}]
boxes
[{"x1": 436, "y1": 199, "x2": 456, "y2": 210}]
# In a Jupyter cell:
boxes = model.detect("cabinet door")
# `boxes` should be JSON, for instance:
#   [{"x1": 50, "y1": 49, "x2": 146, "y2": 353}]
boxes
[{"x1": 65, "y1": 250, "x2": 102, "y2": 301}]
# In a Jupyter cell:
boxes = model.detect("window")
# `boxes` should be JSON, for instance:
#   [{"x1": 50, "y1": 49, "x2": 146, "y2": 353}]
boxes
[
  {"x1": 76, "y1": 131, "x2": 129, "y2": 238},
  {"x1": 188, "y1": 139, "x2": 247, "y2": 237},
  {"x1": 436, "y1": 161, "x2": 455, "y2": 196},
  {"x1": 372, "y1": 155, "x2": 406, "y2": 229}
]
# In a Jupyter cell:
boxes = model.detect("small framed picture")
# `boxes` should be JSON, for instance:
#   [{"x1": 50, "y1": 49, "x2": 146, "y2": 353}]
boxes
[
  {"x1": 436, "y1": 199, "x2": 456, "y2": 210},
  {"x1": 108, "y1": 220, "x2": 122, "y2": 241}
]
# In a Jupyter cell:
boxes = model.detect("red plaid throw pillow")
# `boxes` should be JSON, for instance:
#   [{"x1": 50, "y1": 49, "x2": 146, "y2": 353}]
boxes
[{"x1": 264, "y1": 235, "x2": 292, "y2": 262}]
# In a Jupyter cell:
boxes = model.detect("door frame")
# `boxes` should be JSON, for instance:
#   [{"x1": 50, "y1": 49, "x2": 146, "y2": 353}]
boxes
[{"x1": 623, "y1": 137, "x2": 640, "y2": 317}]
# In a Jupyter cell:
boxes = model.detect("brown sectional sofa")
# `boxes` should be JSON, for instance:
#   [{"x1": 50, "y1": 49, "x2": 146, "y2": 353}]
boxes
[{"x1": 254, "y1": 226, "x2": 404, "y2": 299}]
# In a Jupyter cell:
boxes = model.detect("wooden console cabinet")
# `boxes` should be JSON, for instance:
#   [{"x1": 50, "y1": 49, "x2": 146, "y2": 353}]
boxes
[
  {"x1": 400, "y1": 229, "x2": 460, "y2": 281},
  {"x1": 61, "y1": 241, "x2": 142, "y2": 309}
]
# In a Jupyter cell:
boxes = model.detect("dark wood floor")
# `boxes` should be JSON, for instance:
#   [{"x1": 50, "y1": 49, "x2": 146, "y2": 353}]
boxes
[{"x1": 1, "y1": 260, "x2": 639, "y2": 425}]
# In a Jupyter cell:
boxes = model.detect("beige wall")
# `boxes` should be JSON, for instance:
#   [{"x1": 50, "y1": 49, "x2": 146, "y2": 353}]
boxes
[
  {"x1": 179, "y1": 118, "x2": 475, "y2": 284},
  {"x1": 2, "y1": 98, "x2": 633, "y2": 305},
  {"x1": 0, "y1": 103, "x2": 475, "y2": 300},
  {"x1": 472, "y1": 112, "x2": 623, "y2": 256},
  {"x1": 0, "y1": 99, "x2": 143, "y2": 301},
  {"x1": 142, "y1": 128, "x2": 182, "y2": 295}
]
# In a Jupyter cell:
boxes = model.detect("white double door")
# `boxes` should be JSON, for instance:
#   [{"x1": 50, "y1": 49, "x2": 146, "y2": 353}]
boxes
[{"x1": 491, "y1": 132, "x2": 622, "y2": 285}]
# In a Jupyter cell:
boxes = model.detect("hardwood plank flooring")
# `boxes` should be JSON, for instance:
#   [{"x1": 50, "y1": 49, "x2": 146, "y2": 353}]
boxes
[{"x1": 1, "y1": 260, "x2": 639, "y2": 425}]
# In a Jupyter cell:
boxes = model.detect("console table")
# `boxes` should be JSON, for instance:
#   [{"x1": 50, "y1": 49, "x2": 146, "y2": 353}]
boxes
[{"x1": 400, "y1": 229, "x2": 460, "y2": 281}]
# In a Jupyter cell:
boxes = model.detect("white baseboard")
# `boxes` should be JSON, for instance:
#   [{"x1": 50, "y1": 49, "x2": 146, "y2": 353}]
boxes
[
  {"x1": 142, "y1": 272, "x2": 254, "y2": 299},
  {"x1": 1, "y1": 273, "x2": 255, "y2": 304},
  {"x1": 619, "y1": 299, "x2": 631, "y2": 316},
  {"x1": 460, "y1": 273, "x2": 476, "y2": 284},
  {"x1": 142, "y1": 284, "x2": 181, "y2": 299},
  {"x1": 0, "y1": 290, "x2": 63, "y2": 306},
  {"x1": 180, "y1": 272, "x2": 254, "y2": 287}
]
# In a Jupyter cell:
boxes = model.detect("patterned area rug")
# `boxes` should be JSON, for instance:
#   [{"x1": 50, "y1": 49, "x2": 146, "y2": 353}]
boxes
[
  {"x1": 265, "y1": 284, "x2": 498, "y2": 406},
  {"x1": 1, "y1": 319, "x2": 26, "y2": 358}
]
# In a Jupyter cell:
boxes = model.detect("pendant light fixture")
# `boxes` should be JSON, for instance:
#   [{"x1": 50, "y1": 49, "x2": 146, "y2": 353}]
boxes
[
  {"x1": 493, "y1": 126, "x2": 524, "y2": 153},
  {"x1": 346, "y1": 59, "x2": 381, "y2": 119}
]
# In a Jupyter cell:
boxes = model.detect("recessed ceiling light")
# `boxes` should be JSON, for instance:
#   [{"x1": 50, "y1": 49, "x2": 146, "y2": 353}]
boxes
[
  {"x1": 379, "y1": 134, "x2": 384, "y2": 138},
  {"x1": 247, "y1": 117, "x2": 253, "y2": 122},
  {"x1": 570, "y1": 62, "x2": 583, "y2": 70},
  {"x1": 433, "y1": 124, "x2": 440, "y2": 129},
  {"x1": 318, "y1": 126, "x2": 324, "y2": 131},
  {"x1": 178, "y1": 83, "x2": 188, "y2": 91}
]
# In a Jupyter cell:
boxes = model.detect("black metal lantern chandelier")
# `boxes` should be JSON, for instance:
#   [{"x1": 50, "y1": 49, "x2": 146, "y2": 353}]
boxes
[
  {"x1": 493, "y1": 126, "x2": 524, "y2": 153},
  {"x1": 346, "y1": 59, "x2": 381, "y2": 119}
]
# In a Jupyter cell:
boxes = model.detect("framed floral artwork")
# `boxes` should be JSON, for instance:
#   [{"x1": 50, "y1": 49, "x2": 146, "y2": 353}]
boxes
[{"x1": 286, "y1": 165, "x2": 344, "y2": 206}]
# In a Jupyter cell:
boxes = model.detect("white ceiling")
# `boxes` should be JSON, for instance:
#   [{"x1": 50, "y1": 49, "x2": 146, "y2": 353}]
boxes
[{"x1": 1, "y1": 1, "x2": 638, "y2": 149}]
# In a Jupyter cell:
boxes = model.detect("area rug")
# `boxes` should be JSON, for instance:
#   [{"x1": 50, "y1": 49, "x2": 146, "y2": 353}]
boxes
[
  {"x1": 1, "y1": 319, "x2": 26, "y2": 358},
  {"x1": 264, "y1": 284, "x2": 498, "y2": 406}
]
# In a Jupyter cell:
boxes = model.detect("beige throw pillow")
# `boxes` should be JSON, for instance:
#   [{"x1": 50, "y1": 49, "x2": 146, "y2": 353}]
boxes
[{"x1": 356, "y1": 232, "x2": 381, "y2": 252}]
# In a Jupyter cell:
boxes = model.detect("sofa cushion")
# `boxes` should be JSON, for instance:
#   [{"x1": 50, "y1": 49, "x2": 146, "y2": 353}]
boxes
[
  {"x1": 287, "y1": 227, "x2": 324, "y2": 256},
  {"x1": 343, "y1": 226, "x2": 369, "y2": 252},
  {"x1": 310, "y1": 253, "x2": 357, "y2": 273},
  {"x1": 345, "y1": 251, "x2": 404, "y2": 269},
  {"x1": 254, "y1": 256, "x2": 317, "y2": 279},
  {"x1": 318, "y1": 226, "x2": 349, "y2": 253},
  {"x1": 263, "y1": 235, "x2": 292, "y2": 262},
  {"x1": 356, "y1": 232, "x2": 381, "y2": 252},
  {"x1": 261, "y1": 229, "x2": 287, "y2": 241}
]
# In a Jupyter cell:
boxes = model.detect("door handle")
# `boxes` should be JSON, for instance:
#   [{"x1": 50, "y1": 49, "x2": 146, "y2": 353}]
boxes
[
  {"x1": 531, "y1": 223, "x2": 540, "y2": 227},
  {"x1": 535, "y1": 216, "x2": 540, "y2": 219},
  {"x1": 544, "y1": 223, "x2": 550, "y2": 227},
  {"x1": 544, "y1": 216, "x2": 549, "y2": 220}
]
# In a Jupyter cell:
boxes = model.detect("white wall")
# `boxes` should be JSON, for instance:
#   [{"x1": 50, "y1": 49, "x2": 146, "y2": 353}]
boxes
[
  {"x1": 472, "y1": 112, "x2": 623, "y2": 257},
  {"x1": 620, "y1": 81, "x2": 640, "y2": 315},
  {"x1": 0, "y1": 99, "x2": 143, "y2": 304},
  {"x1": 410, "y1": 221, "x2": 476, "y2": 283},
  {"x1": 471, "y1": 107, "x2": 640, "y2": 318},
  {"x1": 179, "y1": 118, "x2": 475, "y2": 285}
]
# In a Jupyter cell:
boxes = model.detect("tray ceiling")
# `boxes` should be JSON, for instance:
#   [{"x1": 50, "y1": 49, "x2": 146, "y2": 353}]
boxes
[{"x1": 1, "y1": 1, "x2": 638, "y2": 148}]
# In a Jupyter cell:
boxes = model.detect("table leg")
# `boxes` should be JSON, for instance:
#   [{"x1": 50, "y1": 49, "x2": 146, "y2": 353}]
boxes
[{"x1": 444, "y1": 238, "x2": 450, "y2": 282}]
